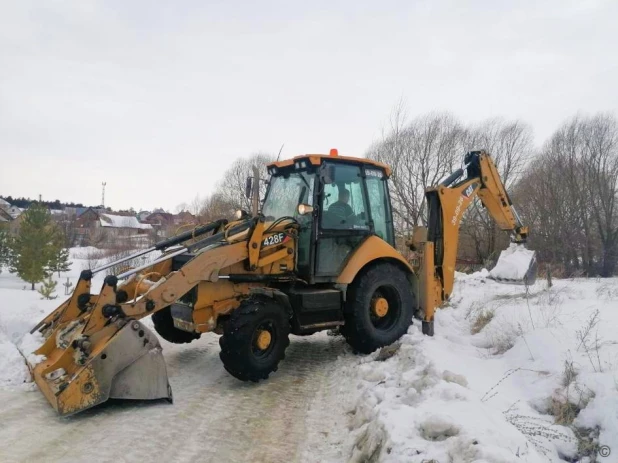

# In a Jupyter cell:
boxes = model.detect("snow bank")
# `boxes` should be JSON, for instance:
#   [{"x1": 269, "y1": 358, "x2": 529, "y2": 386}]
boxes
[
  {"x1": 0, "y1": 325, "x2": 44, "y2": 390},
  {"x1": 343, "y1": 272, "x2": 618, "y2": 462},
  {"x1": 0, "y1": 271, "x2": 59, "y2": 391},
  {"x1": 345, "y1": 335, "x2": 553, "y2": 463},
  {"x1": 489, "y1": 243, "x2": 536, "y2": 281},
  {"x1": 0, "y1": 331, "x2": 31, "y2": 388}
]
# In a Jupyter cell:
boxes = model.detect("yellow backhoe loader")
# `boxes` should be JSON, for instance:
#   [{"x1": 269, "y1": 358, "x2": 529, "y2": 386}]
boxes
[{"x1": 27, "y1": 149, "x2": 537, "y2": 416}]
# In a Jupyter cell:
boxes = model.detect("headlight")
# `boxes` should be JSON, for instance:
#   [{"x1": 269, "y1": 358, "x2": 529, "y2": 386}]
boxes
[{"x1": 298, "y1": 204, "x2": 314, "y2": 215}]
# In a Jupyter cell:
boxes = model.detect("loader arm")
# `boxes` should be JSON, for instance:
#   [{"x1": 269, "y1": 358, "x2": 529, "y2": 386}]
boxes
[{"x1": 414, "y1": 150, "x2": 533, "y2": 335}]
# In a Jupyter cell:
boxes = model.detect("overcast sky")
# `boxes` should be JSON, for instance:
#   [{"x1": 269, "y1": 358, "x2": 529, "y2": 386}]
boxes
[{"x1": 1, "y1": 0, "x2": 617, "y2": 212}]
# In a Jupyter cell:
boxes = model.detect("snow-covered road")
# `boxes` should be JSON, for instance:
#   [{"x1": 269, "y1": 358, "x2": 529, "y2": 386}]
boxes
[
  {"x1": 0, "y1": 330, "x2": 353, "y2": 463},
  {"x1": 0, "y1": 249, "x2": 356, "y2": 463}
]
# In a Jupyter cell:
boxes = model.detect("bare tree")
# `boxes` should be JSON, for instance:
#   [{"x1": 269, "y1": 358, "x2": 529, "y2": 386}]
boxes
[
  {"x1": 367, "y1": 110, "x2": 465, "y2": 236},
  {"x1": 513, "y1": 113, "x2": 618, "y2": 276},
  {"x1": 366, "y1": 104, "x2": 618, "y2": 276},
  {"x1": 188, "y1": 194, "x2": 203, "y2": 216},
  {"x1": 198, "y1": 193, "x2": 237, "y2": 223},
  {"x1": 581, "y1": 113, "x2": 618, "y2": 276},
  {"x1": 214, "y1": 152, "x2": 275, "y2": 212},
  {"x1": 175, "y1": 202, "x2": 189, "y2": 213}
]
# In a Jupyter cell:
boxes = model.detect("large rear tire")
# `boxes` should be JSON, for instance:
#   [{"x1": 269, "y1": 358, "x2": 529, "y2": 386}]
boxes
[
  {"x1": 219, "y1": 297, "x2": 290, "y2": 382},
  {"x1": 151, "y1": 306, "x2": 201, "y2": 344},
  {"x1": 340, "y1": 263, "x2": 414, "y2": 354}
]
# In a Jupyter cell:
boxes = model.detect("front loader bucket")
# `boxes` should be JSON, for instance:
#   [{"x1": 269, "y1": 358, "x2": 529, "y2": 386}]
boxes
[
  {"x1": 488, "y1": 243, "x2": 538, "y2": 286},
  {"x1": 30, "y1": 320, "x2": 172, "y2": 417}
]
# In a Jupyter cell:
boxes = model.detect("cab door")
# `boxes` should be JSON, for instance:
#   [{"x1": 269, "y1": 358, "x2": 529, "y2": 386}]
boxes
[
  {"x1": 364, "y1": 167, "x2": 395, "y2": 247},
  {"x1": 314, "y1": 162, "x2": 371, "y2": 278}
]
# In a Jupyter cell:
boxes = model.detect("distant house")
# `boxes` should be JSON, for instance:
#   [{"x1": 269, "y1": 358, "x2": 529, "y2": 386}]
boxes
[
  {"x1": 0, "y1": 208, "x2": 12, "y2": 223},
  {"x1": 173, "y1": 211, "x2": 197, "y2": 226},
  {"x1": 0, "y1": 198, "x2": 11, "y2": 211},
  {"x1": 7, "y1": 213, "x2": 23, "y2": 236},
  {"x1": 143, "y1": 212, "x2": 175, "y2": 238},
  {"x1": 137, "y1": 210, "x2": 151, "y2": 222},
  {"x1": 99, "y1": 213, "x2": 152, "y2": 232},
  {"x1": 6, "y1": 205, "x2": 23, "y2": 219},
  {"x1": 65, "y1": 206, "x2": 90, "y2": 217},
  {"x1": 75, "y1": 207, "x2": 100, "y2": 227},
  {"x1": 144, "y1": 212, "x2": 174, "y2": 227},
  {"x1": 73, "y1": 208, "x2": 152, "y2": 247}
]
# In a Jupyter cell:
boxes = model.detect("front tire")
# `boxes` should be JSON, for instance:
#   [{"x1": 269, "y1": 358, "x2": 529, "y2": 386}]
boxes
[
  {"x1": 341, "y1": 263, "x2": 414, "y2": 354},
  {"x1": 219, "y1": 297, "x2": 290, "y2": 382},
  {"x1": 151, "y1": 306, "x2": 201, "y2": 344}
]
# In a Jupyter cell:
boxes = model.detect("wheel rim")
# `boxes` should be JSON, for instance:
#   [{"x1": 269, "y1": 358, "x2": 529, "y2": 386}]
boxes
[
  {"x1": 371, "y1": 297, "x2": 389, "y2": 317},
  {"x1": 369, "y1": 286, "x2": 402, "y2": 331},
  {"x1": 251, "y1": 320, "x2": 277, "y2": 359},
  {"x1": 256, "y1": 330, "x2": 272, "y2": 350}
]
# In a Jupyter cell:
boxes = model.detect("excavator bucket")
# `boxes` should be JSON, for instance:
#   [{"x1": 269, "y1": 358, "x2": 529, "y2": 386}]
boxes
[
  {"x1": 488, "y1": 243, "x2": 538, "y2": 286},
  {"x1": 29, "y1": 319, "x2": 171, "y2": 417},
  {"x1": 26, "y1": 220, "x2": 228, "y2": 416}
]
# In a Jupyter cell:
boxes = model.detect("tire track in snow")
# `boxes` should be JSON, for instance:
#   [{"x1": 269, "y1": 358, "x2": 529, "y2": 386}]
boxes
[{"x1": 0, "y1": 332, "x2": 352, "y2": 463}]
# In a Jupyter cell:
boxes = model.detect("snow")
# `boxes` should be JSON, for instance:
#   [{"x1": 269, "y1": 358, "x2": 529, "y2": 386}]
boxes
[
  {"x1": 0, "y1": 249, "x2": 107, "y2": 390},
  {"x1": 0, "y1": 249, "x2": 617, "y2": 462},
  {"x1": 20, "y1": 332, "x2": 46, "y2": 366},
  {"x1": 341, "y1": 272, "x2": 618, "y2": 462},
  {"x1": 489, "y1": 243, "x2": 536, "y2": 281},
  {"x1": 99, "y1": 213, "x2": 152, "y2": 230},
  {"x1": 0, "y1": 331, "x2": 31, "y2": 388}
]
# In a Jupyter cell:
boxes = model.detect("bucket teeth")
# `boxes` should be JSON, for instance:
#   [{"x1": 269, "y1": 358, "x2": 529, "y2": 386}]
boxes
[{"x1": 30, "y1": 321, "x2": 171, "y2": 416}]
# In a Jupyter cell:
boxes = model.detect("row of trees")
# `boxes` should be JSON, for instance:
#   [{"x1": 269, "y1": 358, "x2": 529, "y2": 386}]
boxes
[
  {"x1": 515, "y1": 114, "x2": 618, "y2": 277},
  {"x1": 366, "y1": 107, "x2": 618, "y2": 277},
  {"x1": 366, "y1": 106, "x2": 533, "y2": 266},
  {"x1": 0, "y1": 203, "x2": 71, "y2": 289},
  {"x1": 0, "y1": 196, "x2": 88, "y2": 210},
  {"x1": 175, "y1": 108, "x2": 617, "y2": 278}
]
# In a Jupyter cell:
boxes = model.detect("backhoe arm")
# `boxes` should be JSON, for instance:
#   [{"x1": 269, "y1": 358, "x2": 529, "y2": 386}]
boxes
[{"x1": 413, "y1": 150, "x2": 531, "y2": 335}]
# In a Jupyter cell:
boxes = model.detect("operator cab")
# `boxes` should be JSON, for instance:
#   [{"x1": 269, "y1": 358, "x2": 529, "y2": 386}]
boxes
[{"x1": 261, "y1": 150, "x2": 395, "y2": 283}]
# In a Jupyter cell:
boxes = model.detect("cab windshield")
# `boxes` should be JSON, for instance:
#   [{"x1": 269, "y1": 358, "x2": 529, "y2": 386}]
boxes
[{"x1": 262, "y1": 171, "x2": 315, "y2": 221}]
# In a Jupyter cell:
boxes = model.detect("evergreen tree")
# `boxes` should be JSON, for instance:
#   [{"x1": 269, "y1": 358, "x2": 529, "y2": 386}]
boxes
[
  {"x1": 9, "y1": 203, "x2": 60, "y2": 290},
  {"x1": 0, "y1": 229, "x2": 10, "y2": 275},
  {"x1": 63, "y1": 277, "x2": 74, "y2": 295},
  {"x1": 48, "y1": 246, "x2": 72, "y2": 277},
  {"x1": 37, "y1": 276, "x2": 58, "y2": 300}
]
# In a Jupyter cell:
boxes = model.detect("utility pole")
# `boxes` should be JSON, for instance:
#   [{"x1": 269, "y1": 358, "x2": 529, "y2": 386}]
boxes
[{"x1": 101, "y1": 182, "x2": 106, "y2": 208}]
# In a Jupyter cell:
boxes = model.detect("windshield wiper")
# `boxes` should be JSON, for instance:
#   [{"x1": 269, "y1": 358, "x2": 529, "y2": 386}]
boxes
[{"x1": 297, "y1": 172, "x2": 311, "y2": 192}]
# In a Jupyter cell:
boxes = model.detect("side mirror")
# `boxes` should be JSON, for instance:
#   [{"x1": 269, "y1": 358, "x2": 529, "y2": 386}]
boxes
[
  {"x1": 297, "y1": 204, "x2": 314, "y2": 215},
  {"x1": 245, "y1": 177, "x2": 253, "y2": 199}
]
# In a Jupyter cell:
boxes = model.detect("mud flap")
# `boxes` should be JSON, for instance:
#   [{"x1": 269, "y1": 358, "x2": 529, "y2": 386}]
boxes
[
  {"x1": 33, "y1": 321, "x2": 172, "y2": 416},
  {"x1": 488, "y1": 243, "x2": 538, "y2": 286}
]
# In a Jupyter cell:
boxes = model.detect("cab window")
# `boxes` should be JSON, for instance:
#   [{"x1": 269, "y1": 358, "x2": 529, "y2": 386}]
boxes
[
  {"x1": 365, "y1": 168, "x2": 394, "y2": 246},
  {"x1": 320, "y1": 163, "x2": 369, "y2": 230}
]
